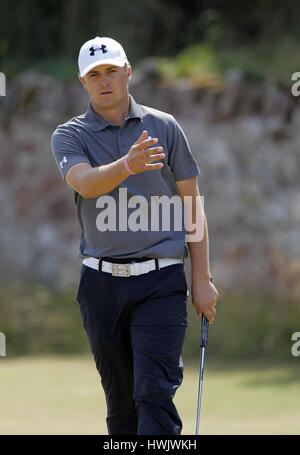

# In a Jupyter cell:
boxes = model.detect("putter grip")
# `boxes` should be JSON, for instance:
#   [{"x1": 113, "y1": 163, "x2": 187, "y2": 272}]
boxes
[
  {"x1": 200, "y1": 276, "x2": 213, "y2": 348},
  {"x1": 200, "y1": 315, "x2": 209, "y2": 347}
]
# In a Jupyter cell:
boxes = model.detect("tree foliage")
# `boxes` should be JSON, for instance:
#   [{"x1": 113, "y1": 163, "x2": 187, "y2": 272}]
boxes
[{"x1": 1, "y1": 0, "x2": 300, "y2": 73}]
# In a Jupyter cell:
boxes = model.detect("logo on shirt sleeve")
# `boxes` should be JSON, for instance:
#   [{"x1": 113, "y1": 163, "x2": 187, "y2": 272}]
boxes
[{"x1": 60, "y1": 156, "x2": 68, "y2": 168}]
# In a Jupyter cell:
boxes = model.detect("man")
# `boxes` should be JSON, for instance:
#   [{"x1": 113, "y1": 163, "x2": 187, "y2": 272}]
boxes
[{"x1": 51, "y1": 36, "x2": 218, "y2": 435}]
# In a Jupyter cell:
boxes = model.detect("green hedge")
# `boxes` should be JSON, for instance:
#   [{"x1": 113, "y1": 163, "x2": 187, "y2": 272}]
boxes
[
  {"x1": 158, "y1": 38, "x2": 300, "y2": 87},
  {"x1": 183, "y1": 290, "x2": 300, "y2": 361},
  {"x1": 1, "y1": 283, "x2": 299, "y2": 360},
  {"x1": 0, "y1": 283, "x2": 90, "y2": 357}
]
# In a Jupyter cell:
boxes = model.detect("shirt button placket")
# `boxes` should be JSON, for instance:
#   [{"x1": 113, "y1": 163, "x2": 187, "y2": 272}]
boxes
[{"x1": 119, "y1": 125, "x2": 126, "y2": 157}]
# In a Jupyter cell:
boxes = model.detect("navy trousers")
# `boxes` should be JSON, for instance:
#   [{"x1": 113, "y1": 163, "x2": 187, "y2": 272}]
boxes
[{"x1": 76, "y1": 257, "x2": 188, "y2": 435}]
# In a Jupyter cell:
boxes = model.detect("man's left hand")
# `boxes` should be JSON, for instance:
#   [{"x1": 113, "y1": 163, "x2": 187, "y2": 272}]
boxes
[{"x1": 191, "y1": 279, "x2": 219, "y2": 323}]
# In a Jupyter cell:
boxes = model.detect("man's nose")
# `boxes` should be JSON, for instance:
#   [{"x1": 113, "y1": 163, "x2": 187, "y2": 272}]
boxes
[{"x1": 99, "y1": 75, "x2": 109, "y2": 86}]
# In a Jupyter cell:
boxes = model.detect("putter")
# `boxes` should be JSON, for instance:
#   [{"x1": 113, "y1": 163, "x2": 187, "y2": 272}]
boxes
[{"x1": 195, "y1": 277, "x2": 212, "y2": 435}]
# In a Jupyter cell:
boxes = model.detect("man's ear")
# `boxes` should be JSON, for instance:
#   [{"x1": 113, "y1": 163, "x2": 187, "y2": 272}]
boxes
[
  {"x1": 78, "y1": 73, "x2": 87, "y2": 90},
  {"x1": 127, "y1": 65, "x2": 132, "y2": 81}
]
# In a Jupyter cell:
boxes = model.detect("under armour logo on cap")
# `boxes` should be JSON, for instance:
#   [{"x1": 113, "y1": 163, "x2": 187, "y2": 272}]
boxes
[
  {"x1": 78, "y1": 37, "x2": 129, "y2": 77},
  {"x1": 89, "y1": 45, "x2": 107, "y2": 56}
]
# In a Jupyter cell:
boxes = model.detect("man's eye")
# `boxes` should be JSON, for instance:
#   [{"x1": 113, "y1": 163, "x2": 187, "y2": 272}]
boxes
[{"x1": 109, "y1": 70, "x2": 116, "y2": 73}]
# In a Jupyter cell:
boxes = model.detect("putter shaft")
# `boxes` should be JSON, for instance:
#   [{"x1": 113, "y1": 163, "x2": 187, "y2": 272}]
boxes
[
  {"x1": 195, "y1": 346, "x2": 206, "y2": 435},
  {"x1": 195, "y1": 278, "x2": 212, "y2": 435},
  {"x1": 196, "y1": 312, "x2": 209, "y2": 435}
]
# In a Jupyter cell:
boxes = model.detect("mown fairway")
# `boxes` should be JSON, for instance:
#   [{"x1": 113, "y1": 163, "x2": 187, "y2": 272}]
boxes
[{"x1": 0, "y1": 355, "x2": 299, "y2": 435}]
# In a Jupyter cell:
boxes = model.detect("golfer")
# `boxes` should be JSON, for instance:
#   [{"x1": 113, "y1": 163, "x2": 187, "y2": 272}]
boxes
[{"x1": 51, "y1": 36, "x2": 218, "y2": 435}]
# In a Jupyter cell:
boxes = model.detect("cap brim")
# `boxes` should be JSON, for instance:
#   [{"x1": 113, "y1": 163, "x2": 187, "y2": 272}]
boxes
[{"x1": 80, "y1": 59, "x2": 127, "y2": 77}]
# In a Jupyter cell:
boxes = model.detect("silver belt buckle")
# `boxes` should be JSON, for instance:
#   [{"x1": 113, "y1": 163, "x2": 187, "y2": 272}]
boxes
[{"x1": 111, "y1": 263, "x2": 130, "y2": 277}]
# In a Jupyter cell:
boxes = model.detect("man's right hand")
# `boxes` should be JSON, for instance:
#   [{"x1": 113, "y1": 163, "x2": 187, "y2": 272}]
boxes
[
  {"x1": 65, "y1": 130, "x2": 166, "y2": 199},
  {"x1": 125, "y1": 130, "x2": 165, "y2": 174}
]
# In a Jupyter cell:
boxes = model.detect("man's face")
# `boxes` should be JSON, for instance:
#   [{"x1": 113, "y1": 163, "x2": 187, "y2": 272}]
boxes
[{"x1": 79, "y1": 64, "x2": 131, "y2": 109}]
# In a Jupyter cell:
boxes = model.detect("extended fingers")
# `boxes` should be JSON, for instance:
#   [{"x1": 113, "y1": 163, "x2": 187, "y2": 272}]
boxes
[
  {"x1": 144, "y1": 162, "x2": 164, "y2": 171},
  {"x1": 144, "y1": 149, "x2": 165, "y2": 163},
  {"x1": 135, "y1": 138, "x2": 159, "y2": 151},
  {"x1": 128, "y1": 132, "x2": 165, "y2": 173},
  {"x1": 144, "y1": 146, "x2": 164, "y2": 156},
  {"x1": 135, "y1": 130, "x2": 148, "y2": 144}
]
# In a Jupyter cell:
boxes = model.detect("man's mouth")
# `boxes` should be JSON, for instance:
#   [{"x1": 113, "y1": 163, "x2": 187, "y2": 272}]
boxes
[{"x1": 100, "y1": 90, "x2": 112, "y2": 95}]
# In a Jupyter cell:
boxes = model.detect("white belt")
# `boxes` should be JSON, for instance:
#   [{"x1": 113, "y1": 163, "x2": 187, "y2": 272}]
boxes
[{"x1": 82, "y1": 257, "x2": 183, "y2": 277}]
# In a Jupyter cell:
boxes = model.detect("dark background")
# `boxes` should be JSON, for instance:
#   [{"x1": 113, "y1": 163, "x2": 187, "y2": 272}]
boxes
[{"x1": 2, "y1": 0, "x2": 300, "y2": 73}]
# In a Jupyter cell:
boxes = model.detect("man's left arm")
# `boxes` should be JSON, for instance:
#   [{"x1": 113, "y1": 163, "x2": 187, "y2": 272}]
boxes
[{"x1": 176, "y1": 176, "x2": 219, "y2": 323}]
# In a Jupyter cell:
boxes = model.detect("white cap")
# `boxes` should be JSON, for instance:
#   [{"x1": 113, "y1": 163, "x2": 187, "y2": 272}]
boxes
[{"x1": 78, "y1": 37, "x2": 129, "y2": 77}]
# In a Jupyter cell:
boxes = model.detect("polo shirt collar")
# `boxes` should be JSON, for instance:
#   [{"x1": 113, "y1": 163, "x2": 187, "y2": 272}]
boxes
[
  {"x1": 127, "y1": 95, "x2": 143, "y2": 121},
  {"x1": 86, "y1": 103, "x2": 110, "y2": 132},
  {"x1": 86, "y1": 95, "x2": 143, "y2": 132}
]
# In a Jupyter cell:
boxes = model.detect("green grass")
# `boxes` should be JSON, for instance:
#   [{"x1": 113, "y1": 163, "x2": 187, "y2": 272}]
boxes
[{"x1": 0, "y1": 355, "x2": 299, "y2": 435}]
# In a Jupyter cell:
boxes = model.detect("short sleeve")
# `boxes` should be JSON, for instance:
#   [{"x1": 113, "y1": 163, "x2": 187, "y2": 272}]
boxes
[
  {"x1": 51, "y1": 125, "x2": 91, "y2": 181},
  {"x1": 167, "y1": 116, "x2": 201, "y2": 181}
]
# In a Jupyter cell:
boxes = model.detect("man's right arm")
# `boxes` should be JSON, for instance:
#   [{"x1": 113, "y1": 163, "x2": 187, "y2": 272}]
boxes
[
  {"x1": 65, "y1": 130, "x2": 165, "y2": 199},
  {"x1": 66, "y1": 159, "x2": 130, "y2": 199}
]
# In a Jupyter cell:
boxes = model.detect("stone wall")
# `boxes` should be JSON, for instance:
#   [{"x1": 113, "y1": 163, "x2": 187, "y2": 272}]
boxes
[{"x1": 0, "y1": 64, "x2": 299, "y2": 299}]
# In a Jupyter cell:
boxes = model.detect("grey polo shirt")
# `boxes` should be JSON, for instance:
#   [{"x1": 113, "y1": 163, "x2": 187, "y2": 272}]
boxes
[{"x1": 51, "y1": 95, "x2": 200, "y2": 259}]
